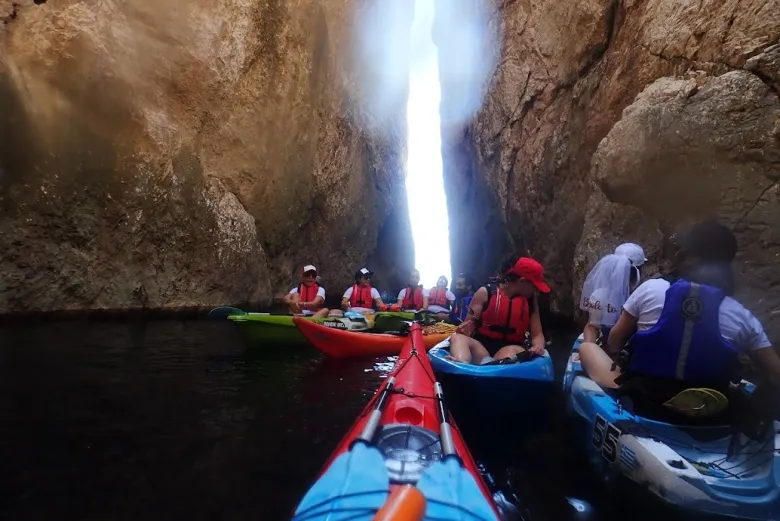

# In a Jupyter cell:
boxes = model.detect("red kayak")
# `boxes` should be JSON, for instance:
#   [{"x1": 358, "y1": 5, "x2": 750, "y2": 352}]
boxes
[
  {"x1": 293, "y1": 316, "x2": 450, "y2": 358},
  {"x1": 292, "y1": 323, "x2": 499, "y2": 520}
]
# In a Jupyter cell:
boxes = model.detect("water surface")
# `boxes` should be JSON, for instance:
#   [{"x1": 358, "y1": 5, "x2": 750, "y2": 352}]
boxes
[{"x1": 0, "y1": 319, "x2": 697, "y2": 520}]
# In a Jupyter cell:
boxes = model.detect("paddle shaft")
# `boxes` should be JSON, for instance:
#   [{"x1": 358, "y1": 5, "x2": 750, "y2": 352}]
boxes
[
  {"x1": 433, "y1": 382, "x2": 455, "y2": 456},
  {"x1": 358, "y1": 376, "x2": 396, "y2": 443}
]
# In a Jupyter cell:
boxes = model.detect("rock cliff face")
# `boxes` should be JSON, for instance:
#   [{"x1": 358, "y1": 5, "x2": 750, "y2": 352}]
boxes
[
  {"x1": 438, "y1": 0, "x2": 780, "y2": 340},
  {"x1": 0, "y1": 0, "x2": 413, "y2": 313}
]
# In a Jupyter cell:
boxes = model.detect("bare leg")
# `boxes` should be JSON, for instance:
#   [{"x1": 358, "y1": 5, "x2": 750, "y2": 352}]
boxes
[
  {"x1": 492, "y1": 345, "x2": 527, "y2": 361},
  {"x1": 432, "y1": 312, "x2": 450, "y2": 321},
  {"x1": 449, "y1": 333, "x2": 490, "y2": 364},
  {"x1": 579, "y1": 342, "x2": 622, "y2": 389},
  {"x1": 328, "y1": 309, "x2": 344, "y2": 317},
  {"x1": 311, "y1": 308, "x2": 329, "y2": 318}
]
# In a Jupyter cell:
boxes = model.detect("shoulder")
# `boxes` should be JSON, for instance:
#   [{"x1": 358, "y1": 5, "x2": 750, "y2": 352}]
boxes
[
  {"x1": 342, "y1": 287, "x2": 353, "y2": 297},
  {"x1": 289, "y1": 287, "x2": 298, "y2": 294},
  {"x1": 398, "y1": 288, "x2": 406, "y2": 297},
  {"x1": 316, "y1": 287, "x2": 326, "y2": 296},
  {"x1": 632, "y1": 278, "x2": 670, "y2": 299},
  {"x1": 370, "y1": 287, "x2": 381, "y2": 297},
  {"x1": 719, "y1": 297, "x2": 772, "y2": 350},
  {"x1": 446, "y1": 290, "x2": 455, "y2": 300}
]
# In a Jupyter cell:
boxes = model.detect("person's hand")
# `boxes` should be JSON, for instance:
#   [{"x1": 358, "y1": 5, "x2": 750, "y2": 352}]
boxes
[
  {"x1": 291, "y1": 301, "x2": 302, "y2": 313},
  {"x1": 390, "y1": 304, "x2": 400, "y2": 312},
  {"x1": 529, "y1": 344, "x2": 545, "y2": 356},
  {"x1": 378, "y1": 304, "x2": 388, "y2": 312},
  {"x1": 456, "y1": 319, "x2": 475, "y2": 337}
]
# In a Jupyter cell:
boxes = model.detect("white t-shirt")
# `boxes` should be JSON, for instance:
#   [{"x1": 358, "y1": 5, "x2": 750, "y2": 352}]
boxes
[
  {"x1": 427, "y1": 289, "x2": 456, "y2": 314},
  {"x1": 342, "y1": 286, "x2": 381, "y2": 314},
  {"x1": 289, "y1": 286, "x2": 326, "y2": 316},
  {"x1": 623, "y1": 278, "x2": 771, "y2": 353}
]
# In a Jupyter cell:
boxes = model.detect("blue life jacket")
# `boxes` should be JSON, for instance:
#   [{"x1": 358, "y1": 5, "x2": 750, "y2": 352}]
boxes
[
  {"x1": 626, "y1": 279, "x2": 740, "y2": 384},
  {"x1": 451, "y1": 295, "x2": 473, "y2": 323}
]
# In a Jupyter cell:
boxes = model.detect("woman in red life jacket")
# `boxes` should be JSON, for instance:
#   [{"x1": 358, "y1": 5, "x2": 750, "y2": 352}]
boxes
[
  {"x1": 396, "y1": 269, "x2": 428, "y2": 311},
  {"x1": 427, "y1": 275, "x2": 456, "y2": 320},
  {"x1": 282, "y1": 265, "x2": 329, "y2": 318},
  {"x1": 341, "y1": 268, "x2": 385, "y2": 316},
  {"x1": 450, "y1": 257, "x2": 550, "y2": 365}
]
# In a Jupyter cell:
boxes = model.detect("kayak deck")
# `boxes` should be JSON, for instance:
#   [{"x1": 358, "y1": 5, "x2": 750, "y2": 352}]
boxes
[
  {"x1": 564, "y1": 336, "x2": 780, "y2": 520},
  {"x1": 293, "y1": 324, "x2": 499, "y2": 520}
]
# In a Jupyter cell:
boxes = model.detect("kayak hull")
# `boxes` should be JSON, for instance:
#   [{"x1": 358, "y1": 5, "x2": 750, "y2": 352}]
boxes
[
  {"x1": 293, "y1": 317, "x2": 449, "y2": 358},
  {"x1": 564, "y1": 335, "x2": 780, "y2": 520},
  {"x1": 293, "y1": 325, "x2": 499, "y2": 520},
  {"x1": 428, "y1": 339, "x2": 555, "y2": 418},
  {"x1": 228, "y1": 314, "x2": 371, "y2": 348}
]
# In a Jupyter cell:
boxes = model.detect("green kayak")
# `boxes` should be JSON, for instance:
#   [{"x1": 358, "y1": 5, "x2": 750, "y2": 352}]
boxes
[{"x1": 227, "y1": 311, "x2": 417, "y2": 348}]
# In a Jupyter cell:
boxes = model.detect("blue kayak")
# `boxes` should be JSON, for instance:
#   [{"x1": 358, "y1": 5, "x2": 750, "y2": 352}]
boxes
[
  {"x1": 428, "y1": 339, "x2": 555, "y2": 413},
  {"x1": 564, "y1": 335, "x2": 780, "y2": 520},
  {"x1": 429, "y1": 339, "x2": 554, "y2": 383}
]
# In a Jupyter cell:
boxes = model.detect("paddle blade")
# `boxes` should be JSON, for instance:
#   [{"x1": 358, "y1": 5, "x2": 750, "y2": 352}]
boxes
[{"x1": 207, "y1": 306, "x2": 247, "y2": 319}]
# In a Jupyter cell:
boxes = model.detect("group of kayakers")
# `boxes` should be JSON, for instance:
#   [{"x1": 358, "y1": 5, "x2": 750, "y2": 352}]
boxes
[
  {"x1": 284, "y1": 219, "x2": 779, "y2": 415},
  {"x1": 283, "y1": 265, "x2": 478, "y2": 322}
]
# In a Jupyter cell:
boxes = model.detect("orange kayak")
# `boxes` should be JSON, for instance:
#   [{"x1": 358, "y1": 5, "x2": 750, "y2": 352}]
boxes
[{"x1": 293, "y1": 317, "x2": 450, "y2": 358}]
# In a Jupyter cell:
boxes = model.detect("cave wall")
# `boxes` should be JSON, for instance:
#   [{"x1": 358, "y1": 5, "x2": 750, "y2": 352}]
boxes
[
  {"x1": 437, "y1": 0, "x2": 780, "y2": 341},
  {"x1": 0, "y1": 0, "x2": 414, "y2": 313}
]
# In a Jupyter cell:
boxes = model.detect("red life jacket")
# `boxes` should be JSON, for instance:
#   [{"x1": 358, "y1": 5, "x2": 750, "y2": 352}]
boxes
[
  {"x1": 428, "y1": 287, "x2": 450, "y2": 309},
  {"x1": 298, "y1": 283, "x2": 322, "y2": 310},
  {"x1": 476, "y1": 285, "x2": 530, "y2": 344},
  {"x1": 349, "y1": 284, "x2": 374, "y2": 308},
  {"x1": 401, "y1": 286, "x2": 424, "y2": 310}
]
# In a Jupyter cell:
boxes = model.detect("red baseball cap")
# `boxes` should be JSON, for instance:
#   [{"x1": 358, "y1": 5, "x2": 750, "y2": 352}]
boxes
[{"x1": 506, "y1": 257, "x2": 550, "y2": 293}]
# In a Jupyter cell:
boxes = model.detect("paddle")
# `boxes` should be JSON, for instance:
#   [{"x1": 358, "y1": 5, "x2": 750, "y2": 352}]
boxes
[{"x1": 207, "y1": 306, "x2": 252, "y2": 319}]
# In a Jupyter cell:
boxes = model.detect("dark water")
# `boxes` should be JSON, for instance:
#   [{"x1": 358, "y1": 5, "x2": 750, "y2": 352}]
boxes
[{"x1": 0, "y1": 319, "x2": 694, "y2": 521}]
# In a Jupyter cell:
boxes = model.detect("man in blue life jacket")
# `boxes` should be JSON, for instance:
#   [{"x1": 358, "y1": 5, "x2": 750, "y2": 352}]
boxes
[
  {"x1": 579, "y1": 221, "x2": 780, "y2": 417},
  {"x1": 450, "y1": 273, "x2": 475, "y2": 323}
]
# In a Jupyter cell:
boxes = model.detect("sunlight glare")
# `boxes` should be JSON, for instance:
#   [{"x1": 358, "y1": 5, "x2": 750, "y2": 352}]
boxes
[{"x1": 406, "y1": 0, "x2": 451, "y2": 289}]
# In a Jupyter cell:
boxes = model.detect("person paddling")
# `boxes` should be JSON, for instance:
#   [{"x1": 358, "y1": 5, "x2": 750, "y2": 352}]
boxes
[
  {"x1": 450, "y1": 257, "x2": 549, "y2": 365},
  {"x1": 282, "y1": 265, "x2": 329, "y2": 318},
  {"x1": 427, "y1": 275, "x2": 456, "y2": 321},
  {"x1": 341, "y1": 268, "x2": 385, "y2": 316},
  {"x1": 397, "y1": 269, "x2": 428, "y2": 312}
]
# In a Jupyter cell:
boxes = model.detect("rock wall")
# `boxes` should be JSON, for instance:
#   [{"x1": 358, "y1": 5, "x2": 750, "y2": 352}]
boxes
[
  {"x1": 0, "y1": 0, "x2": 413, "y2": 313},
  {"x1": 438, "y1": 0, "x2": 780, "y2": 340}
]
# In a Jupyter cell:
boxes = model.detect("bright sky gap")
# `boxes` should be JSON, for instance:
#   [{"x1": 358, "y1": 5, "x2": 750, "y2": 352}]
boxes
[{"x1": 406, "y1": 0, "x2": 452, "y2": 289}]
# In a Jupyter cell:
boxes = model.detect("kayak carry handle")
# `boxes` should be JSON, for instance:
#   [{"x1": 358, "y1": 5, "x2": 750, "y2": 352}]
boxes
[
  {"x1": 372, "y1": 485, "x2": 426, "y2": 521},
  {"x1": 358, "y1": 376, "x2": 396, "y2": 443},
  {"x1": 433, "y1": 382, "x2": 455, "y2": 456}
]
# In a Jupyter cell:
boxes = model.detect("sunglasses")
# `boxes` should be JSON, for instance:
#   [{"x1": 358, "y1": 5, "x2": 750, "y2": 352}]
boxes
[{"x1": 303, "y1": 271, "x2": 317, "y2": 277}]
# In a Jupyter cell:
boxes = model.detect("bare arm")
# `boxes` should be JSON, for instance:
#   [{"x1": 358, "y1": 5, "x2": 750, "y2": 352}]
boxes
[
  {"x1": 528, "y1": 296, "x2": 545, "y2": 355},
  {"x1": 606, "y1": 310, "x2": 638, "y2": 355},
  {"x1": 422, "y1": 295, "x2": 429, "y2": 310},
  {"x1": 456, "y1": 287, "x2": 488, "y2": 336},
  {"x1": 748, "y1": 347, "x2": 780, "y2": 387},
  {"x1": 341, "y1": 297, "x2": 350, "y2": 311},
  {"x1": 301, "y1": 295, "x2": 325, "y2": 312}
]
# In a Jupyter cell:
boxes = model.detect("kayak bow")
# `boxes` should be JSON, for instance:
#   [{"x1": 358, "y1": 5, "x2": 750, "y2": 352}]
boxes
[{"x1": 292, "y1": 323, "x2": 499, "y2": 520}]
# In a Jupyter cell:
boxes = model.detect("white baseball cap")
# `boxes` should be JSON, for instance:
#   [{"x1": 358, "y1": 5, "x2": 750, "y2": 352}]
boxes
[
  {"x1": 302, "y1": 265, "x2": 317, "y2": 274},
  {"x1": 359, "y1": 268, "x2": 373, "y2": 276},
  {"x1": 614, "y1": 243, "x2": 647, "y2": 266}
]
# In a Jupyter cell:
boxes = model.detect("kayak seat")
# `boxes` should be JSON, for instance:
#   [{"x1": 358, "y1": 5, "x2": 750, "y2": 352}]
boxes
[{"x1": 375, "y1": 424, "x2": 443, "y2": 484}]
